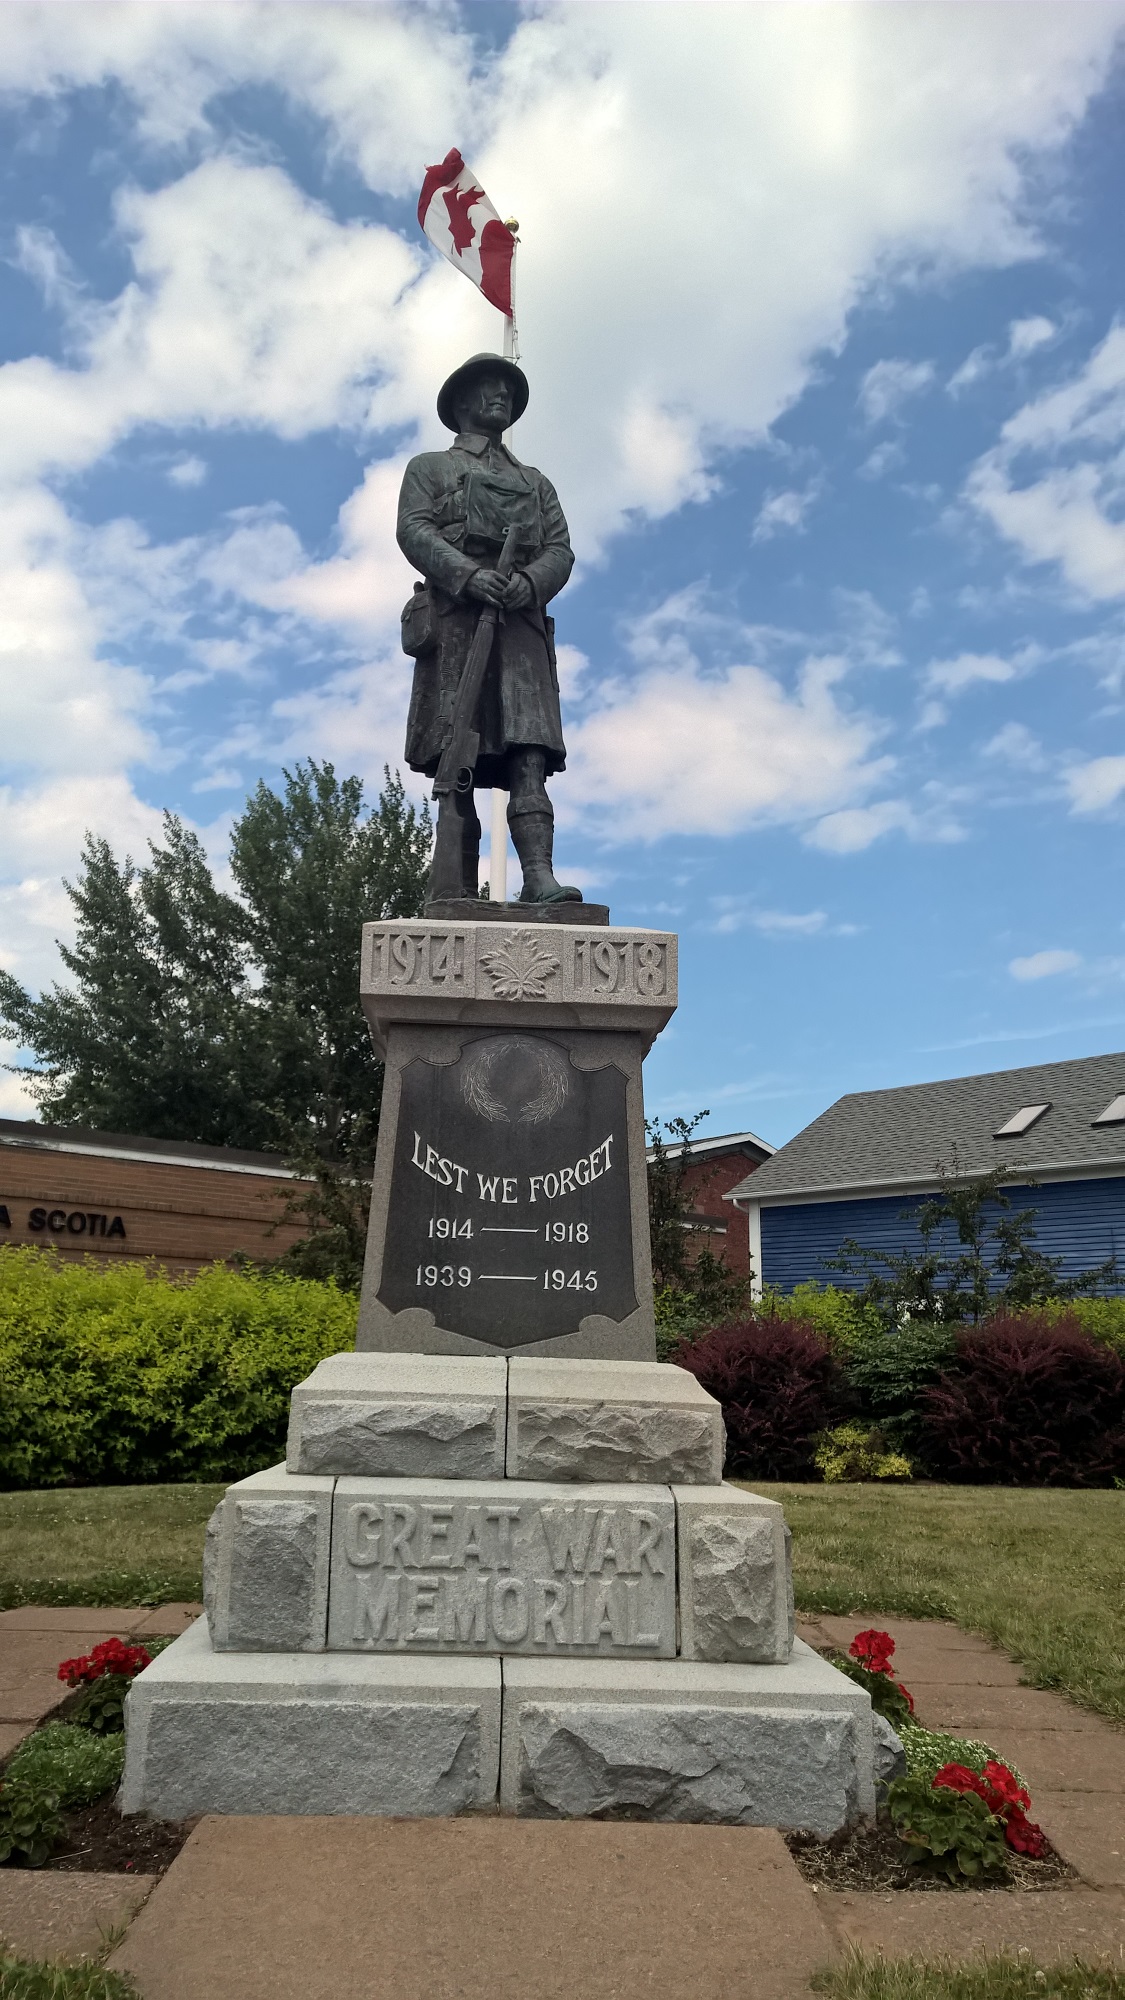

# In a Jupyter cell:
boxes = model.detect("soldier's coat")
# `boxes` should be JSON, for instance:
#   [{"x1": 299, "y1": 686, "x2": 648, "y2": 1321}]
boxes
[{"x1": 397, "y1": 431, "x2": 574, "y2": 786}]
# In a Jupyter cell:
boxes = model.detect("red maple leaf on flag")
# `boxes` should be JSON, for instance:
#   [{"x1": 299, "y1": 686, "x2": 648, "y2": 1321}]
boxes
[{"x1": 443, "y1": 184, "x2": 485, "y2": 257}]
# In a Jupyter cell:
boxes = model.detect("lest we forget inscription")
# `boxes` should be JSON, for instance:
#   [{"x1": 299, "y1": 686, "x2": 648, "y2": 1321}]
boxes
[{"x1": 377, "y1": 1032, "x2": 637, "y2": 1348}]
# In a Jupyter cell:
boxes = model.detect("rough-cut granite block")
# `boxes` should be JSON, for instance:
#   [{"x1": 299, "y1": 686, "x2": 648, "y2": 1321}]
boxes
[
  {"x1": 287, "y1": 1353, "x2": 506, "y2": 1479},
  {"x1": 203, "y1": 1465, "x2": 333, "y2": 1654},
  {"x1": 328, "y1": 1476, "x2": 675, "y2": 1658},
  {"x1": 120, "y1": 1615, "x2": 500, "y2": 1818},
  {"x1": 500, "y1": 1643, "x2": 875, "y2": 1833},
  {"x1": 872, "y1": 1713, "x2": 906, "y2": 1791},
  {"x1": 506, "y1": 1359, "x2": 724, "y2": 1485},
  {"x1": 674, "y1": 1484, "x2": 790, "y2": 1664}
]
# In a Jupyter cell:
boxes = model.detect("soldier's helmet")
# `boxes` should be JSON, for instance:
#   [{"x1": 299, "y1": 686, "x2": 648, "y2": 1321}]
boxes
[{"x1": 437, "y1": 353, "x2": 529, "y2": 431}]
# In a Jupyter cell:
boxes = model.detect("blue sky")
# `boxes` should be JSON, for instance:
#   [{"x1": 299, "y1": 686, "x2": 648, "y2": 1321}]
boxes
[{"x1": 2, "y1": 2, "x2": 1125, "y2": 1148}]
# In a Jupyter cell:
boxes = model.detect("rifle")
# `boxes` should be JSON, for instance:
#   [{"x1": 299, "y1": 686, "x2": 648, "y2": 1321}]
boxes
[{"x1": 433, "y1": 522, "x2": 521, "y2": 800}]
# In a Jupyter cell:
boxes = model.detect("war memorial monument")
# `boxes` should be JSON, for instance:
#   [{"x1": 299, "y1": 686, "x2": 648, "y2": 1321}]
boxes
[{"x1": 120, "y1": 353, "x2": 877, "y2": 1831}]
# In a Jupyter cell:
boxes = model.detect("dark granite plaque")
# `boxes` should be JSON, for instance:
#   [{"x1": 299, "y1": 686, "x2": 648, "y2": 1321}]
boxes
[{"x1": 377, "y1": 1032, "x2": 637, "y2": 1349}]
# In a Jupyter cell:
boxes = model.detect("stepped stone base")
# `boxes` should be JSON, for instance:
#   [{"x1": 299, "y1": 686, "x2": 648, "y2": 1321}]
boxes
[{"x1": 121, "y1": 1624, "x2": 872, "y2": 1832}]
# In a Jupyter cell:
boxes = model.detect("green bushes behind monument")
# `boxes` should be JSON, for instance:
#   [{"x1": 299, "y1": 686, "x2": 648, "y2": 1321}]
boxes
[
  {"x1": 3, "y1": 1246, "x2": 1122, "y2": 1490},
  {"x1": 0, "y1": 1248, "x2": 355, "y2": 1490}
]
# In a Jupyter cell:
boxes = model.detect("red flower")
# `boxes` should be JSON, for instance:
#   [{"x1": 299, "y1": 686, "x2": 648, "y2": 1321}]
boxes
[
  {"x1": 933, "y1": 1760, "x2": 1046, "y2": 1856},
  {"x1": 58, "y1": 1637, "x2": 152, "y2": 1688},
  {"x1": 1005, "y1": 1809, "x2": 1048, "y2": 1859},
  {"x1": 933, "y1": 1762, "x2": 982, "y2": 1796},
  {"x1": 850, "y1": 1628, "x2": 896, "y2": 1675},
  {"x1": 981, "y1": 1760, "x2": 1031, "y2": 1813}
]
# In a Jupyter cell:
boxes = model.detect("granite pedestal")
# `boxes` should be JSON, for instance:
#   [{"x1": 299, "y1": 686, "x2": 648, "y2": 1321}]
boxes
[{"x1": 123, "y1": 918, "x2": 875, "y2": 1830}]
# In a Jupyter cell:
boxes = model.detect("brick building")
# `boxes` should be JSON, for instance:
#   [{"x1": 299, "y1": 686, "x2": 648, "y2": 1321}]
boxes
[
  {"x1": 0, "y1": 1120, "x2": 308, "y2": 1276},
  {"x1": 647, "y1": 1127, "x2": 775, "y2": 1277}
]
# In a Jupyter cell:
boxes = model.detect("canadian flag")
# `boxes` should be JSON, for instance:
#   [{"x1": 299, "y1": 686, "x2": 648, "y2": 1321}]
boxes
[{"x1": 417, "y1": 148, "x2": 514, "y2": 319}]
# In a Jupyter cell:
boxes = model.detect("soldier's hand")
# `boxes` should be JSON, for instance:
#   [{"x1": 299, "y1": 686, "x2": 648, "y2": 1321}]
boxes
[
  {"x1": 503, "y1": 573, "x2": 533, "y2": 610},
  {"x1": 466, "y1": 568, "x2": 508, "y2": 605}
]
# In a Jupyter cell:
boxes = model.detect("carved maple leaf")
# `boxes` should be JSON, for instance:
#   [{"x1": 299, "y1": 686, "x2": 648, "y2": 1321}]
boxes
[{"x1": 479, "y1": 932, "x2": 560, "y2": 1001}]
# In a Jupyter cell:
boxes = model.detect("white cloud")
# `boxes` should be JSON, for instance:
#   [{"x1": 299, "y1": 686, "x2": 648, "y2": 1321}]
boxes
[
  {"x1": 1063, "y1": 754, "x2": 1125, "y2": 814},
  {"x1": 967, "y1": 323, "x2": 1125, "y2": 600},
  {"x1": 982, "y1": 721, "x2": 1047, "y2": 769},
  {"x1": 1009, "y1": 948, "x2": 1083, "y2": 980},
  {"x1": 805, "y1": 799, "x2": 917, "y2": 854},
  {"x1": 925, "y1": 651, "x2": 1022, "y2": 693},
  {"x1": 1008, "y1": 315, "x2": 1058, "y2": 359},
  {"x1": 752, "y1": 485, "x2": 820, "y2": 542},
  {"x1": 561, "y1": 594, "x2": 891, "y2": 843},
  {"x1": 167, "y1": 455, "x2": 207, "y2": 488},
  {"x1": 859, "y1": 359, "x2": 936, "y2": 426},
  {"x1": 948, "y1": 314, "x2": 1058, "y2": 393}
]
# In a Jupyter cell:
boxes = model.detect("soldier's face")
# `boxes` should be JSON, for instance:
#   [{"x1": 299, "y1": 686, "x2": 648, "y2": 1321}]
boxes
[{"x1": 456, "y1": 373, "x2": 514, "y2": 436}]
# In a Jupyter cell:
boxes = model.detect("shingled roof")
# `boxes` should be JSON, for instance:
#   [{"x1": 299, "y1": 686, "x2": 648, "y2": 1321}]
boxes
[{"x1": 729, "y1": 1050, "x2": 1125, "y2": 1203}]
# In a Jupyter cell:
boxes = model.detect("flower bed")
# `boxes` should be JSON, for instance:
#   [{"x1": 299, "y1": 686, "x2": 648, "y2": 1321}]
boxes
[
  {"x1": 787, "y1": 1629, "x2": 1071, "y2": 1893},
  {"x1": 0, "y1": 1637, "x2": 189, "y2": 1876}
]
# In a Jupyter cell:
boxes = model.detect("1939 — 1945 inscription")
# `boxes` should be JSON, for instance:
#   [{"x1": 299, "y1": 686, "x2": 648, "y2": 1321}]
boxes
[{"x1": 377, "y1": 1033, "x2": 636, "y2": 1349}]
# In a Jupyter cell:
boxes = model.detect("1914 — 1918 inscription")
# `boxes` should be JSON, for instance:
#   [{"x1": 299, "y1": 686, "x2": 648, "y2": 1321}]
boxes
[{"x1": 377, "y1": 1033, "x2": 636, "y2": 1349}]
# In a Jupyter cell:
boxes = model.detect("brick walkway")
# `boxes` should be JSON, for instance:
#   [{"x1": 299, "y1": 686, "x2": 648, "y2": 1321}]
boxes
[{"x1": 1, "y1": 1607, "x2": 1122, "y2": 1991}]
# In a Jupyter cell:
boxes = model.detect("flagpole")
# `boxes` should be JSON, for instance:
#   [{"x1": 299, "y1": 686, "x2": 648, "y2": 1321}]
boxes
[{"x1": 489, "y1": 220, "x2": 520, "y2": 907}]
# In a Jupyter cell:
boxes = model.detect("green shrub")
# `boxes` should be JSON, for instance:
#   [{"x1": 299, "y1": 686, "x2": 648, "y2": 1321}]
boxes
[
  {"x1": 1039, "y1": 1295, "x2": 1125, "y2": 1357},
  {"x1": 814, "y1": 1423, "x2": 912, "y2": 1482},
  {"x1": 0, "y1": 1958, "x2": 141, "y2": 1999},
  {"x1": 761, "y1": 1284, "x2": 882, "y2": 1352},
  {"x1": 838, "y1": 1320, "x2": 958, "y2": 1459},
  {"x1": 0, "y1": 1247, "x2": 356, "y2": 1489},
  {"x1": 6, "y1": 1724, "x2": 124, "y2": 1806},
  {"x1": 887, "y1": 1773, "x2": 1008, "y2": 1882},
  {"x1": 0, "y1": 1778, "x2": 64, "y2": 1867}
]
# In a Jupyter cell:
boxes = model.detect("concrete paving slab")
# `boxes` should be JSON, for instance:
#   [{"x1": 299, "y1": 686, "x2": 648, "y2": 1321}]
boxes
[
  {"x1": 797, "y1": 1614, "x2": 1026, "y2": 1686},
  {"x1": 109, "y1": 1815, "x2": 836, "y2": 2000},
  {"x1": 0, "y1": 1631, "x2": 124, "y2": 1722},
  {"x1": 0, "y1": 1608, "x2": 153, "y2": 1633},
  {"x1": 1032, "y1": 1793, "x2": 1125, "y2": 1889},
  {"x1": 0, "y1": 1722, "x2": 32, "y2": 1758},
  {"x1": 0, "y1": 1871, "x2": 156, "y2": 1963},
  {"x1": 820, "y1": 1887, "x2": 1125, "y2": 1966},
  {"x1": 914, "y1": 1689, "x2": 1108, "y2": 1735}
]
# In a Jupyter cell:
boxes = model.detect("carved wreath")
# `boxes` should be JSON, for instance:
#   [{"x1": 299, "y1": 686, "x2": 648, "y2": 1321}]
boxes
[
  {"x1": 461, "y1": 1036, "x2": 570, "y2": 1125},
  {"x1": 479, "y1": 931, "x2": 560, "y2": 1001}
]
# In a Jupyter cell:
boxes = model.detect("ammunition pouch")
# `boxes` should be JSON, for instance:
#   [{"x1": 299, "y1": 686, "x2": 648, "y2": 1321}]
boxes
[{"x1": 401, "y1": 582, "x2": 438, "y2": 658}]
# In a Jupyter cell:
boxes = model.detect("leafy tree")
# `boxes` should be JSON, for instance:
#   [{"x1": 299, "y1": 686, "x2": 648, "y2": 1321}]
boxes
[
  {"x1": 647, "y1": 1112, "x2": 752, "y2": 1344},
  {"x1": 0, "y1": 763, "x2": 430, "y2": 1170},
  {"x1": 828, "y1": 1155, "x2": 1117, "y2": 1329}
]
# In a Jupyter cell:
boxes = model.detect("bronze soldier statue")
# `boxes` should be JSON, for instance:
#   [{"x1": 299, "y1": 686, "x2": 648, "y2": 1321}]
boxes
[{"x1": 397, "y1": 353, "x2": 581, "y2": 905}]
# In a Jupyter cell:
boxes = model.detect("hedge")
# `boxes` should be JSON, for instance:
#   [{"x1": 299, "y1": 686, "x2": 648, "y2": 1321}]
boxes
[{"x1": 0, "y1": 1247, "x2": 356, "y2": 1489}]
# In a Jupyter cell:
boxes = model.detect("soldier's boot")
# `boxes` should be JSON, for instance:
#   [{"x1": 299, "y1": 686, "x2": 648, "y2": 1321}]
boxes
[
  {"x1": 508, "y1": 803, "x2": 582, "y2": 904},
  {"x1": 428, "y1": 792, "x2": 480, "y2": 903}
]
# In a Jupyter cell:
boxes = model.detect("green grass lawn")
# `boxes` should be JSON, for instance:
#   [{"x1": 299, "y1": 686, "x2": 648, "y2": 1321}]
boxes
[
  {"x1": 812, "y1": 1952, "x2": 1125, "y2": 2000},
  {"x1": 0, "y1": 1484, "x2": 223, "y2": 1609},
  {"x1": 749, "y1": 1482, "x2": 1125, "y2": 1725}
]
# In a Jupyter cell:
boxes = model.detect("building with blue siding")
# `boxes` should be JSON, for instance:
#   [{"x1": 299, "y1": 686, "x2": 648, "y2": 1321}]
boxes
[{"x1": 726, "y1": 1051, "x2": 1125, "y2": 1297}]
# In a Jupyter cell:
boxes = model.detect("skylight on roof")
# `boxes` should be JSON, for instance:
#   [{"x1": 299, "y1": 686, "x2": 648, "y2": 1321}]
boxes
[
  {"x1": 994, "y1": 1103, "x2": 1050, "y2": 1138},
  {"x1": 1093, "y1": 1094, "x2": 1125, "y2": 1126}
]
